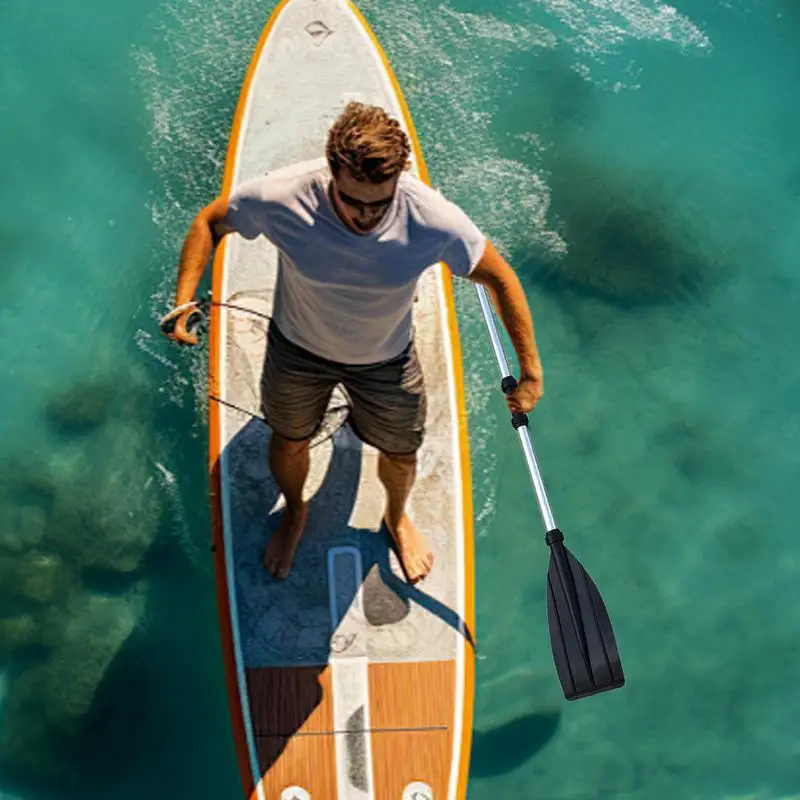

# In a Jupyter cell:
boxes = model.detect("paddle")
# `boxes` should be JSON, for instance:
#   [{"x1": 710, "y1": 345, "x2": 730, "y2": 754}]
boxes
[{"x1": 473, "y1": 284, "x2": 625, "y2": 701}]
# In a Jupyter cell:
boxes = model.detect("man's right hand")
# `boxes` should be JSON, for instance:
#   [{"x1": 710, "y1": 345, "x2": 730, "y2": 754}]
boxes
[{"x1": 160, "y1": 302, "x2": 202, "y2": 346}]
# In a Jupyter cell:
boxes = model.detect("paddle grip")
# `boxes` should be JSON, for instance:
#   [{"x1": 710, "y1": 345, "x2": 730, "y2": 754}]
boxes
[
  {"x1": 160, "y1": 308, "x2": 204, "y2": 337},
  {"x1": 501, "y1": 376, "x2": 529, "y2": 430},
  {"x1": 159, "y1": 295, "x2": 212, "y2": 337}
]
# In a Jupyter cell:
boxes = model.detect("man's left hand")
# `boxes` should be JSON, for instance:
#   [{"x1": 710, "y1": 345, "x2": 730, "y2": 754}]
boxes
[{"x1": 506, "y1": 372, "x2": 544, "y2": 414}]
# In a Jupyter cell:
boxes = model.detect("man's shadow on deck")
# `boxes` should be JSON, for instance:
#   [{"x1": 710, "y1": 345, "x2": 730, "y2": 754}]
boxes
[{"x1": 214, "y1": 412, "x2": 476, "y2": 781}]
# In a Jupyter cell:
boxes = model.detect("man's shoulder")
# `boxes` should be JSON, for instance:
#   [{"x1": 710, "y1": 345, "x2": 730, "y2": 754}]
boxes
[
  {"x1": 265, "y1": 156, "x2": 329, "y2": 184},
  {"x1": 399, "y1": 172, "x2": 482, "y2": 236},
  {"x1": 223, "y1": 157, "x2": 329, "y2": 239},
  {"x1": 396, "y1": 172, "x2": 486, "y2": 276},
  {"x1": 398, "y1": 171, "x2": 442, "y2": 208},
  {"x1": 233, "y1": 157, "x2": 329, "y2": 203}
]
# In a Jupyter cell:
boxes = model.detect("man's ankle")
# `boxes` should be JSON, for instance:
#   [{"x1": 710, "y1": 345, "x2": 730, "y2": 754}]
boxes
[{"x1": 285, "y1": 498, "x2": 307, "y2": 515}]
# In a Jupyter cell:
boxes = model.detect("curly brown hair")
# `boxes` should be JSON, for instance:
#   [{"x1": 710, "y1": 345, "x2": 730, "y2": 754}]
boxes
[{"x1": 326, "y1": 101, "x2": 411, "y2": 183}]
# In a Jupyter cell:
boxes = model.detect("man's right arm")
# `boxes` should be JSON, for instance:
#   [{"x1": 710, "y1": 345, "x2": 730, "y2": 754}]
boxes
[{"x1": 173, "y1": 195, "x2": 231, "y2": 307}]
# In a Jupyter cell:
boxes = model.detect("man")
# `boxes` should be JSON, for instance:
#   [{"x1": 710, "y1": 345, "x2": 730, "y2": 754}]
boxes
[{"x1": 162, "y1": 101, "x2": 543, "y2": 584}]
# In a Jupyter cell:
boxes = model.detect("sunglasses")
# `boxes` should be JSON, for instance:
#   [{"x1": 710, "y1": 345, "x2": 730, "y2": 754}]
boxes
[{"x1": 334, "y1": 184, "x2": 395, "y2": 212}]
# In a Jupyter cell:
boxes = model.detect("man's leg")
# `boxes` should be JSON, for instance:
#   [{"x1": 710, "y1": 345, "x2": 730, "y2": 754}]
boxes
[
  {"x1": 377, "y1": 450, "x2": 433, "y2": 584},
  {"x1": 260, "y1": 323, "x2": 337, "y2": 579},
  {"x1": 343, "y1": 340, "x2": 431, "y2": 583},
  {"x1": 263, "y1": 433, "x2": 312, "y2": 579}
]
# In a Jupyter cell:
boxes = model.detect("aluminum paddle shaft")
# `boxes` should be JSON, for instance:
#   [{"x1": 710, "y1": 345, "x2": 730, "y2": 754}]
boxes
[{"x1": 474, "y1": 284, "x2": 556, "y2": 533}]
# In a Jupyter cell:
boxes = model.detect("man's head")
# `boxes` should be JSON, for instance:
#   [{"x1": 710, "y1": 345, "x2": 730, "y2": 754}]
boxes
[{"x1": 326, "y1": 101, "x2": 411, "y2": 234}]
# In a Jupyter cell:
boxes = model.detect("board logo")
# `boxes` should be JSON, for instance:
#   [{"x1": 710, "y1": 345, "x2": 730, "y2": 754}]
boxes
[{"x1": 304, "y1": 20, "x2": 333, "y2": 47}]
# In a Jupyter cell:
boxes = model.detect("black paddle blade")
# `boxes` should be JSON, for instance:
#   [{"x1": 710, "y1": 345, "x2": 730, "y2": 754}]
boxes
[{"x1": 545, "y1": 532, "x2": 624, "y2": 700}]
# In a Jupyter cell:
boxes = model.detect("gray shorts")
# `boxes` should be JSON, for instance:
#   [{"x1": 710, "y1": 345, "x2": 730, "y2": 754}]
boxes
[{"x1": 260, "y1": 322, "x2": 427, "y2": 456}]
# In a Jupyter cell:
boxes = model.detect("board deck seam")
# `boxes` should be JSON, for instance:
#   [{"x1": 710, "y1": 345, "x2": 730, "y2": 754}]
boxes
[{"x1": 254, "y1": 725, "x2": 449, "y2": 737}]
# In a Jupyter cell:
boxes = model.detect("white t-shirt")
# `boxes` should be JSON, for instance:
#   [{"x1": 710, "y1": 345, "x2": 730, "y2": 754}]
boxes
[{"x1": 222, "y1": 157, "x2": 486, "y2": 364}]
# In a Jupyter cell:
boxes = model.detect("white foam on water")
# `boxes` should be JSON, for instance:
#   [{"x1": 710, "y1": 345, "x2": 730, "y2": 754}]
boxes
[
  {"x1": 154, "y1": 460, "x2": 203, "y2": 567},
  {"x1": 530, "y1": 0, "x2": 711, "y2": 55},
  {"x1": 520, "y1": 0, "x2": 711, "y2": 90},
  {"x1": 133, "y1": 0, "x2": 267, "y2": 423},
  {"x1": 439, "y1": 5, "x2": 559, "y2": 49}
]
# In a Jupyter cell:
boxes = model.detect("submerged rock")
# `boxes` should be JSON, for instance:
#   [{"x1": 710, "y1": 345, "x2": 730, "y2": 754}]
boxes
[
  {"x1": 44, "y1": 358, "x2": 154, "y2": 438},
  {"x1": 1, "y1": 353, "x2": 164, "y2": 575},
  {"x1": 0, "y1": 614, "x2": 38, "y2": 657},
  {"x1": 0, "y1": 581, "x2": 148, "y2": 780},
  {"x1": 0, "y1": 354, "x2": 161, "y2": 781},
  {"x1": 45, "y1": 379, "x2": 115, "y2": 434},
  {"x1": 0, "y1": 552, "x2": 73, "y2": 608},
  {"x1": 49, "y1": 482, "x2": 160, "y2": 574},
  {"x1": 0, "y1": 505, "x2": 47, "y2": 554},
  {"x1": 23, "y1": 420, "x2": 164, "y2": 574},
  {"x1": 0, "y1": 458, "x2": 59, "y2": 528}
]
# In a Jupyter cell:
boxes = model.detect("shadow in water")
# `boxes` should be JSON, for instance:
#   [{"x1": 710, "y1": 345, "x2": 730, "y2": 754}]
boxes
[
  {"x1": 214, "y1": 412, "x2": 475, "y2": 789},
  {"x1": 521, "y1": 144, "x2": 731, "y2": 310},
  {"x1": 470, "y1": 711, "x2": 560, "y2": 779},
  {"x1": 468, "y1": 665, "x2": 563, "y2": 781}
]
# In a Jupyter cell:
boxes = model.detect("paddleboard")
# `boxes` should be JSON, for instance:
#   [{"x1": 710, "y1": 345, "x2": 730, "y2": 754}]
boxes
[{"x1": 207, "y1": 1, "x2": 476, "y2": 797}]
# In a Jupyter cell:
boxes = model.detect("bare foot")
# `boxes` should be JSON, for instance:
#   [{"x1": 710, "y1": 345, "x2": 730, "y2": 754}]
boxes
[
  {"x1": 383, "y1": 512, "x2": 434, "y2": 584},
  {"x1": 263, "y1": 502, "x2": 309, "y2": 579}
]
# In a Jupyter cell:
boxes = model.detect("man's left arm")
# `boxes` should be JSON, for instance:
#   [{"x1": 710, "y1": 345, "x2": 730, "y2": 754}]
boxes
[{"x1": 466, "y1": 239, "x2": 544, "y2": 412}]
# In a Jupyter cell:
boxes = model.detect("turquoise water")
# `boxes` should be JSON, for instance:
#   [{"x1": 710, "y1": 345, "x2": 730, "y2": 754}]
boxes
[{"x1": 1, "y1": 0, "x2": 799, "y2": 796}]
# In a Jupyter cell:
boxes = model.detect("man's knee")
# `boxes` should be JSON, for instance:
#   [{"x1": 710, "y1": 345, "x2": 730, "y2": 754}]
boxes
[
  {"x1": 379, "y1": 449, "x2": 417, "y2": 465},
  {"x1": 270, "y1": 431, "x2": 312, "y2": 455},
  {"x1": 377, "y1": 449, "x2": 418, "y2": 485}
]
